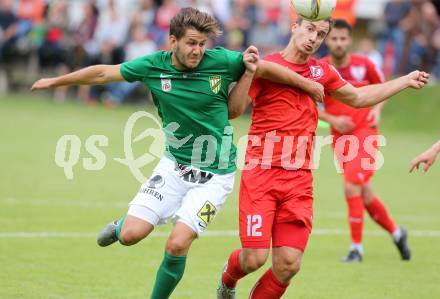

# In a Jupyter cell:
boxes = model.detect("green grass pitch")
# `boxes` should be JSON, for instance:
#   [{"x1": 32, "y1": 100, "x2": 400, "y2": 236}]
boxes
[{"x1": 1, "y1": 89, "x2": 439, "y2": 299}]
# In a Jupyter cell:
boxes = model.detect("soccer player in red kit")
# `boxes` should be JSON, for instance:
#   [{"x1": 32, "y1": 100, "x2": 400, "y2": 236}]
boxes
[
  {"x1": 217, "y1": 18, "x2": 429, "y2": 299},
  {"x1": 318, "y1": 19, "x2": 410, "y2": 263}
]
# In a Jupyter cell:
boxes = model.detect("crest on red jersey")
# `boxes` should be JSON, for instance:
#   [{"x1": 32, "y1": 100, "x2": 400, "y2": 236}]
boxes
[
  {"x1": 350, "y1": 65, "x2": 367, "y2": 82},
  {"x1": 310, "y1": 65, "x2": 324, "y2": 79}
]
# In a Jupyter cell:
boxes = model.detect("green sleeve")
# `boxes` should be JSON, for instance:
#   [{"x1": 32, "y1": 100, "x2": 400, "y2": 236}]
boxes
[
  {"x1": 222, "y1": 48, "x2": 245, "y2": 81},
  {"x1": 120, "y1": 54, "x2": 155, "y2": 83}
]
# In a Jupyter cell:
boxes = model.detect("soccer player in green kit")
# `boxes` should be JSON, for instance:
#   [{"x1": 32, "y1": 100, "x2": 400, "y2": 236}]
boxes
[{"x1": 31, "y1": 7, "x2": 324, "y2": 298}]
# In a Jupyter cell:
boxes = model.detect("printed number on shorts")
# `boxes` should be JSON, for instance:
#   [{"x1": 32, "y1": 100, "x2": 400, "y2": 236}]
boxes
[{"x1": 246, "y1": 214, "x2": 262, "y2": 237}]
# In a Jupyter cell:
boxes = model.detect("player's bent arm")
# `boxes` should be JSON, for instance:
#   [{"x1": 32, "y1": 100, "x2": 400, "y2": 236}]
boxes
[
  {"x1": 318, "y1": 110, "x2": 337, "y2": 125},
  {"x1": 31, "y1": 64, "x2": 124, "y2": 91},
  {"x1": 374, "y1": 100, "x2": 386, "y2": 111},
  {"x1": 228, "y1": 71, "x2": 254, "y2": 119},
  {"x1": 331, "y1": 71, "x2": 429, "y2": 108},
  {"x1": 255, "y1": 60, "x2": 324, "y2": 102}
]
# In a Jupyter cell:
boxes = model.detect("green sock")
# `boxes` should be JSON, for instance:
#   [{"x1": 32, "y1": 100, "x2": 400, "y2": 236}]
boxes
[
  {"x1": 150, "y1": 252, "x2": 187, "y2": 299},
  {"x1": 115, "y1": 216, "x2": 125, "y2": 242}
]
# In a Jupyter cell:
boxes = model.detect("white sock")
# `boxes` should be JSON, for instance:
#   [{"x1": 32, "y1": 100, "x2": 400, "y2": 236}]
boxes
[
  {"x1": 392, "y1": 227, "x2": 402, "y2": 242},
  {"x1": 350, "y1": 243, "x2": 364, "y2": 254}
]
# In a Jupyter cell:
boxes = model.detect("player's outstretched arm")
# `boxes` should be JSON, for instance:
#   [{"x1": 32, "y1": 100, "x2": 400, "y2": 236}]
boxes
[
  {"x1": 409, "y1": 140, "x2": 440, "y2": 173},
  {"x1": 331, "y1": 71, "x2": 430, "y2": 108},
  {"x1": 31, "y1": 64, "x2": 124, "y2": 91}
]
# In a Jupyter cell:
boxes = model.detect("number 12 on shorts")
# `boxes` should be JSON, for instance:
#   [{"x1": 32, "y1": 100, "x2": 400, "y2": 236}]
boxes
[{"x1": 247, "y1": 214, "x2": 262, "y2": 237}]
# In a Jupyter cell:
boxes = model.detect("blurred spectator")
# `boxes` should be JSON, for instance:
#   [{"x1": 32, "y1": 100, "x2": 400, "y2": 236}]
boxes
[
  {"x1": 38, "y1": 0, "x2": 69, "y2": 68},
  {"x1": 0, "y1": 0, "x2": 18, "y2": 64},
  {"x1": 38, "y1": 0, "x2": 70, "y2": 102},
  {"x1": 155, "y1": 0, "x2": 179, "y2": 35},
  {"x1": 5, "y1": 0, "x2": 440, "y2": 105},
  {"x1": 359, "y1": 37, "x2": 384, "y2": 71},
  {"x1": 151, "y1": 0, "x2": 179, "y2": 47},
  {"x1": 15, "y1": 0, "x2": 44, "y2": 38},
  {"x1": 332, "y1": 0, "x2": 357, "y2": 26},
  {"x1": 379, "y1": 0, "x2": 411, "y2": 76},
  {"x1": 72, "y1": 1, "x2": 98, "y2": 68},
  {"x1": 400, "y1": 0, "x2": 439, "y2": 73},
  {"x1": 131, "y1": 0, "x2": 156, "y2": 30},
  {"x1": 257, "y1": 0, "x2": 281, "y2": 26},
  {"x1": 225, "y1": 0, "x2": 256, "y2": 50},
  {"x1": 90, "y1": 0, "x2": 129, "y2": 65},
  {"x1": 103, "y1": 24, "x2": 157, "y2": 107},
  {"x1": 71, "y1": 1, "x2": 99, "y2": 102},
  {"x1": 211, "y1": 0, "x2": 231, "y2": 25},
  {"x1": 248, "y1": 13, "x2": 282, "y2": 57}
]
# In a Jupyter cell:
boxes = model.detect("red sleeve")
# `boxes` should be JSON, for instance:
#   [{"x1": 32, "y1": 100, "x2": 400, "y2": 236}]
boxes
[
  {"x1": 248, "y1": 78, "x2": 263, "y2": 101},
  {"x1": 321, "y1": 63, "x2": 347, "y2": 93},
  {"x1": 365, "y1": 59, "x2": 385, "y2": 84}
]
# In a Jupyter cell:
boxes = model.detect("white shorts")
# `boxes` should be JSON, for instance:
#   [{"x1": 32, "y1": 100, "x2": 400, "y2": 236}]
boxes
[{"x1": 128, "y1": 157, "x2": 235, "y2": 236}]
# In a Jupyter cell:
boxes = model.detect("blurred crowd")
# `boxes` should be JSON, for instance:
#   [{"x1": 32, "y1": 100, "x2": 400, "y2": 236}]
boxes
[
  {"x1": 1, "y1": 0, "x2": 440, "y2": 105},
  {"x1": 377, "y1": 0, "x2": 440, "y2": 78}
]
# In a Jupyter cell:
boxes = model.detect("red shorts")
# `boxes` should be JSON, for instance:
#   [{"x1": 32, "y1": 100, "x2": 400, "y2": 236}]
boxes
[
  {"x1": 333, "y1": 128, "x2": 379, "y2": 185},
  {"x1": 239, "y1": 166, "x2": 313, "y2": 252}
]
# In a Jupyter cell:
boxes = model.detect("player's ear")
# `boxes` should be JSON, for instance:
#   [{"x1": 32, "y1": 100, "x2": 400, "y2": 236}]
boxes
[
  {"x1": 291, "y1": 22, "x2": 298, "y2": 33},
  {"x1": 169, "y1": 35, "x2": 178, "y2": 51}
]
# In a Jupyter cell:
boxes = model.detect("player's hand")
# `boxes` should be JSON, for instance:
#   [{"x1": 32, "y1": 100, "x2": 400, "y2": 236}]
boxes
[
  {"x1": 31, "y1": 78, "x2": 56, "y2": 91},
  {"x1": 332, "y1": 115, "x2": 355, "y2": 134},
  {"x1": 243, "y1": 46, "x2": 259, "y2": 74},
  {"x1": 305, "y1": 80, "x2": 325, "y2": 103},
  {"x1": 409, "y1": 147, "x2": 438, "y2": 173},
  {"x1": 406, "y1": 71, "x2": 430, "y2": 89},
  {"x1": 367, "y1": 107, "x2": 381, "y2": 128}
]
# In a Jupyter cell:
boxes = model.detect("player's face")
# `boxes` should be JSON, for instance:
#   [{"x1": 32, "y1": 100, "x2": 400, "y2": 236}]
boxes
[
  {"x1": 170, "y1": 29, "x2": 208, "y2": 70},
  {"x1": 326, "y1": 28, "x2": 352, "y2": 59},
  {"x1": 292, "y1": 20, "x2": 330, "y2": 55}
]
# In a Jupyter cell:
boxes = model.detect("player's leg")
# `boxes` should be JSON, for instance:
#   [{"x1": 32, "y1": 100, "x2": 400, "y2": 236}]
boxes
[
  {"x1": 342, "y1": 180, "x2": 365, "y2": 262},
  {"x1": 358, "y1": 128, "x2": 410, "y2": 260},
  {"x1": 248, "y1": 221, "x2": 310, "y2": 299},
  {"x1": 97, "y1": 207, "x2": 157, "y2": 246},
  {"x1": 150, "y1": 168, "x2": 235, "y2": 299},
  {"x1": 150, "y1": 222, "x2": 197, "y2": 299},
  {"x1": 248, "y1": 170, "x2": 313, "y2": 298},
  {"x1": 334, "y1": 133, "x2": 365, "y2": 261},
  {"x1": 97, "y1": 157, "x2": 187, "y2": 247},
  {"x1": 362, "y1": 184, "x2": 411, "y2": 260},
  {"x1": 218, "y1": 167, "x2": 276, "y2": 299},
  {"x1": 219, "y1": 247, "x2": 271, "y2": 298}
]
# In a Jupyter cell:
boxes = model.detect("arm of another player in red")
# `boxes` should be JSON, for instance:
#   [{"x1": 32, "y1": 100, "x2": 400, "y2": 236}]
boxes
[{"x1": 410, "y1": 140, "x2": 440, "y2": 173}]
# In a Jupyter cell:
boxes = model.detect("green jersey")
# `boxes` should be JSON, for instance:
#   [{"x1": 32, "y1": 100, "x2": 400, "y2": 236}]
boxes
[{"x1": 120, "y1": 47, "x2": 245, "y2": 174}]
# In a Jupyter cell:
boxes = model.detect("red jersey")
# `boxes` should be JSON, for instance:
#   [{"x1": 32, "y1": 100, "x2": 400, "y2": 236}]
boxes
[
  {"x1": 246, "y1": 53, "x2": 347, "y2": 170},
  {"x1": 321, "y1": 55, "x2": 384, "y2": 133}
]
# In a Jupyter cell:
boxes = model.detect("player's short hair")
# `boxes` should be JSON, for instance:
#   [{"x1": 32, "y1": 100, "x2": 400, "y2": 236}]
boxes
[
  {"x1": 296, "y1": 17, "x2": 333, "y2": 27},
  {"x1": 170, "y1": 7, "x2": 222, "y2": 40},
  {"x1": 331, "y1": 19, "x2": 353, "y2": 35}
]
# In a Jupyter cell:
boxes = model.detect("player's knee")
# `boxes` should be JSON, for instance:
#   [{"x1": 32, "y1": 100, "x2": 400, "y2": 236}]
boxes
[
  {"x1": 165, "y1": 237, "x2": 189, "y2": 256},
  {"x1": 273, "y1": 253, "x2": 302, "y2": 280},
  {"x1": 361, "y1": 187, "x2": 374, "y2": 205},
  {"x1": 241, "y1": 250, "x2": 268, "y2": 273},
  {"x1": 344, "y1": 181, "x2": 361, "y2": 198},
  {"x1": 119, "y1": 227, "x2": 143, "y2": 246}
]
